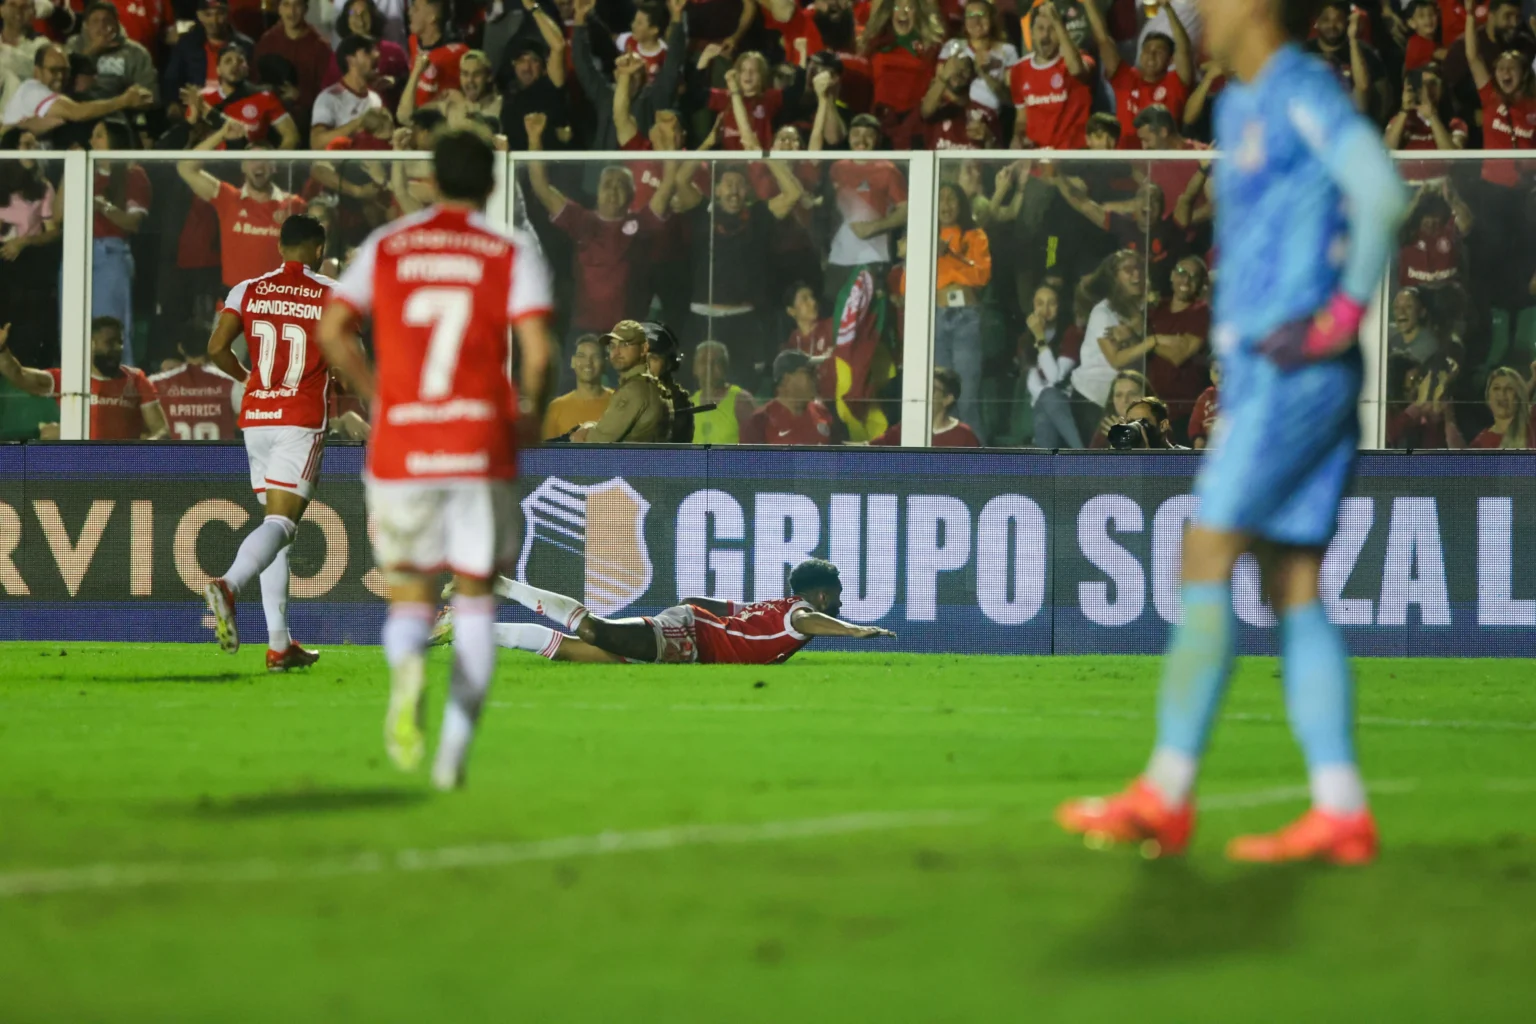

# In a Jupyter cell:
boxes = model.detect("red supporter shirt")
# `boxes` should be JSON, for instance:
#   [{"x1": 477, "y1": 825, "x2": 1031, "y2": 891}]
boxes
[
  {"x1": 617, "y1": 33, "x2": 668, "y2": 79},
  {"x1": 743, "y1": 398, "x2": 837, "y2": 444},
  {"x1": 1440, "y1": 0, "x2": 1488, "y2": 43},
  {"x1": 869, "y1": 420, "x2": 981, "y2": 446},
  {"x1": 707, "y1": 87, "x2": 783, "y2": 149},
  {"x1": 114, "y1": 0, "x2": 167, "y2": 55},
  {"x1": 1470, "y1": 410, "x2": 1536, "y2": 448},
  {"x1": 924, "y1": 99, "x2": 1000, "y2": 149},
  {"x1": 1187, "y1": 385, "x2": 1218, "y2": 443},
  {"x1": 200, "y1": 85, "x2": 290, "y2": 144},
  {"x1": 1145, "y1": 299, "x2": 1212, "y2": 418},
  {"x1": 871, "y1": 41, "x2": 937, "y2": 113},
  {"x1": 92, "y1": 164, "x2": 151, "y2": 240},
  {"x1": 550, "y1": 201, "x2": 661, "y2": 332},
  {"x1": 1405, "y1": 35, "x2": 1438, "y2": 72},
  {"x1": 1108, "y1": 65, "x2": 1188, "y2": 149},
  {"x1": 1478, "y1": 81, "x2": 1536, "y2": 186},
  {"x1": 223, "y1": 261, "x2": 337, "y2": 430},
  {"x1": 1010, "y1": 53, "x2": 1091, "y2": 149},
  {"x1": 210, "y1": 182, "x2": 308, "y2": 288},
  {"x1": 1398, "y1": 220, "x2": 1463, "y2": 288},
  {"x1": 786, "y1": 319, "x2": 834, "y2": 358},
  {"x1": 761, "y1": 6, "x2": 824, "y2": 64},
  {"x1": 45, "y1": 366, "x2": 159, "y2": 440},
  {"x1": 331, "y1": 205, "x2": 554, "y2": 481},
  {"x1": 691, "y1": 597, "x2": 815, "y2": 665},
  {"x1": 149, "y1": 361, "x2": 240, "y2": 440},
  {"x1": 409, "y1": 37, "x2": 469, "y2": 107}
]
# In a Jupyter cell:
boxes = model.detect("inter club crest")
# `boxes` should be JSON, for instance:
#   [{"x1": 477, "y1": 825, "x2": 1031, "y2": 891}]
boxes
[{"x1": 517, "y1": 477, "x2": 653, "y2": 615}]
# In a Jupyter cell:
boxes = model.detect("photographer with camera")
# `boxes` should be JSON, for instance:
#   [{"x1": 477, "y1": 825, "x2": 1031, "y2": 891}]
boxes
[{"x1": 1107, "y1": 395, "x2": 1185, "y2": 451}]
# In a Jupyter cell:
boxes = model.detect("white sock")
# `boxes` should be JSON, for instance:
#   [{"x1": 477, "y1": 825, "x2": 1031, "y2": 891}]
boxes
[
  {"x1": 1310, "y1": 764, "x2": 1367, "y2": 815},
  {"x1": 1144, "y1": 747, "x2": 1199, "y2": 807},
  {"x1": 433, "y1": 595, "x2": 496, "y2": 787},
  {"x1": 382, "y1": 602, "x2": 433, "y2": 669},
  {"x1": 495, "y1": 576, "x2": 588, "y2": 630},
  {"x1": 493, "y1": 622, "x2": 563, "y2": 658},
  {"x1": 259, "y1": 545, "x2": 291, "y2": 652},
  {"x1": 225, "y1": 516, "x2": 296, "y2": 596}
]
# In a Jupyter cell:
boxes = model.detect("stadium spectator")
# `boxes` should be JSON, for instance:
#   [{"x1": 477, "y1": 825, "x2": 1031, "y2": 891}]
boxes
[
  {"x1": 1187, "y1": 359, "x2": 1218, "y2": 449},
  {"x1": 1458, "y1": 366, "x2": 1535, "y2": 448},
  {"x1": 1009, "y1": 2, "x2": 1091, "y2": 150},
  {"x1": 1144, "y1": 255, "x2": 1211, "y2": 442},
  {"x1": 1397, "y1": 180, "x2": 1472, "y2": 296},
  {"x1": 88, "y1": 119, "x2": 149, "y2": 362},
  {"x1": 149, "y1": 344, "x2": 240, "y2": 440},
  {"x1": 162, "y1": 0, "x2": 254, "y2": 103},
  {"x1": 0, "y1": 127, "x2": 59, "y2": 366},
  {"x1": 932, "y1": 180, "x2": 990, "y2": 439},
  {"x1": 1388, "y1": 287, "x2": 1446, "y2": 366},
  {"x1": 1085, "y1": 0, "x2": 1193, "y2": 149},
  {"x1": 1088, "y1": 368, "x2": 1151, "y2": 449},
  {"x1": 859, "y1": 0, "x2": 943, "y2": 150},
  {"x1": 574, "y1": 0, "x2": 686, "y2": 151},
  {"x1": 452, "y1": 50, "x2": 502, "y2": 122},
  {"x1": 1134, "y1": 104, "x2": 1211, "y2": 219},
  {"x1": 935, "y1": 0, "x2": 1018, "y2": 111},
  {"x1": 1068, "y1": 250, "x2": 1152, "y2": 440},
  {"x1": 1116, "y1": 394, "x2": 1180, "y2": 449},
  {"x1": 1441, "y1": 0, "x2": 1533, "y2": 113},
  {"x1": 784, "y1": 281, "x2": 834, "y2": 359},
  {"x1": 524, "y1": 112, "x2": 678, "y2": 343},
  {"x1": 189, "y1": 42, "x2": 300, "y2": 148},
  {"x1": 689, "y1": 340, "x2": 756, "y2": 443},
  {"x1": 0, "y1": 316, "x2": 169, "y2": 439},
  {"x1": 65, "y1": 2, "x2": 157, "y2": 108},
  {"x1": 1403, "y1": 1, "x2": 1447, "y2": 73},
  {"x1": 254, "y1": 0, "x2": 332, "y2": 135},
  {"x1": 706, "y1": 47, "x2": 781, "y2": 150},
  {"x1": 310, "y1": 34, "x2": 384, "y2": 148},
  {"x1": 324, "y1": 0, "x2": 409, "y2": 109},
  {"x1": 542, "y1": 334, "x2": 613, "y2": 439},
  {"x1": 1, "y1": 0, "x2": 49, "y2": 112},
  {"x1": 1386, "y1": 357, "x2": 1457, "y2": 449},
  {"x1": 819, "y1": 118, "x2": 907, "y2": 294},
  {"x1": 402, "y1": 0, "x2": 467, "y2": 110},
  {"x1": 920, "y1": 53, "x2": 1001, "y2": 149},
  {"x1": 498, "y1": 38, "x2": 572, "y2": 151},
  {"x1": 618, "y1": 1, "x2": 671, "y2": 79},
  {"x1": 1023, "y1": 280, "x2": 1087, "y2": 448},
  {"x1": 1303, "y1": 2, "x2": 1382, "y2": 116},
  {"x1": 571, "y1": 319, "x2": 672, "y2": 443},
  {"x1": 1465, "y1": 13, "x2": 1536, "y2": 309},
  {"x1": 742, "y1": 349, "x2": 843, "y2": 444},
  {"x1": 1385, "y1": 65, "x2": 1468, "y2": 177},
  {"x1": 643, "y1": 320, "x2": 694, "y2": 443},
  {"x1": 3, "y1": 42, "x2": 151, "y2": 137},
  {"x1": 869, "y1": 366, "x2": 981, "y2": 445},
  {"x1": 177, "y1": 124, "x2": 308, "y2": 288}
]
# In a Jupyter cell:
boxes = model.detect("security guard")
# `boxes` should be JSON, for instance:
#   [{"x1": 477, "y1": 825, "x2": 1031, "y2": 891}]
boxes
[
  {"x1": 575, "y1": 320, "x2": 672, "y2": 443},
  {"x1": 640, "y1": 321, "x2": 695, "y2": 444}
]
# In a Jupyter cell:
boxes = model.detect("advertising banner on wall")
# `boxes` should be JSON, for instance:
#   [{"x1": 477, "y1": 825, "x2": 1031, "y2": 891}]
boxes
[{"x1": 1, "y1": 444, "x2": 1533, "y2": 657}]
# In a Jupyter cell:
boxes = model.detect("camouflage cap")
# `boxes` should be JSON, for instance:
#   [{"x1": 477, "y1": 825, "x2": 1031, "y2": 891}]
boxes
[{"x1": 602, "y1": 320, "x2": 647, "y2": 346}]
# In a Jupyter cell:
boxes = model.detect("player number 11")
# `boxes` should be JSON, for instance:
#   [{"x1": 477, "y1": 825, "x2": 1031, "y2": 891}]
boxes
[{"x1": 249, "y1": 319, "x2": 307, "y2": 391}]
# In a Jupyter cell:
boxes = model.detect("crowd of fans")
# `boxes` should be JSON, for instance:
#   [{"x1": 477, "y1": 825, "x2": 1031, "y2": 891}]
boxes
[{"x1": 0, "y1": 0, "x2": 1534, "y2": 448}]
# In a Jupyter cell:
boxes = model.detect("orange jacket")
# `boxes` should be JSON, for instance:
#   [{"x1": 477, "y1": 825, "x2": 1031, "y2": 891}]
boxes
[{"x1": 935, "y1": 225, "x2": 992, "y2": 293}]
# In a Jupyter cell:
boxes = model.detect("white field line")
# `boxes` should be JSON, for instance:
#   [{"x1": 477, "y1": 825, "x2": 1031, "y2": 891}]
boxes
[
  {"x1": 1200, "y1": 778, "x2": 1419, "y2": 811},
  {"x1": 0, "y1": 809, "x2": 987, "y2": 900},
  {"x1": 488, "y1": 700, "x2": 1536, "y2": 733}
]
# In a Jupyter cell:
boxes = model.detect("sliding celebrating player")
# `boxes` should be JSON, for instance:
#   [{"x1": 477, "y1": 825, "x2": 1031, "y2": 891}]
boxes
[
  {"x1": 438, "y1": 559, "x2": 895, "y2": 665},
  {"x1": 203, "y1": 215, "x2": 335, "y2": 671},
  {"x1": 317, "y1": 130, "x2": 552, "y2": 791},
  {"x1": 1057, "y1": 0, "x2": 1407, "y2": 864}
]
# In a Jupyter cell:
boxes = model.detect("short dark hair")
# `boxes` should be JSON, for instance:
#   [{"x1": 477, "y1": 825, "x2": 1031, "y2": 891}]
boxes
[
  {"x1": 1284, "y1": 0, "x2": 1333, "y2": 39},
  {"x1": 1141, "y1": 31, "x2": 1175, "y2": 53},
  {"x1": 91, "y1": 315, "x2": 123, "y2": 336},
  {"x1": 411, "y1": 107, "x2": 447, "y2": 132},
  {"x1": 1132, "y1": 104, "x2": 1177, "y2": 135},
  {"x1": 574, "y1": 333, "x2": 604, "y2": 352},
  {"x1": 789, "y1": 558, "x2": 841, "y2": 595},
  {"x1": 83, "y1": 1, "x2": 119, "y2": 20},
  {"x1": 635, "y1": 1, "x2": 670, "y2": 32},
  {"x1": 1086, "y1": 112, "x2": 1121, "y2": 140},
  {"x1": 934, "y1": 366, "x2": 961, "y2": 403},
  {"x1": 218, "y1": 43, "x2": 245, "y2": 61},
  {"x1": 433, "y1": 129, "x2": 496, "y2": 203},
  {"x1": 1129, "y1": 395, "x2": 1170, "y2": 424},
  {"x1": 783, "y1": 280, "x2": 817, "y2": 309},
  {"x1": 280, "y1": 213, "x2": 326, "y2": 249},
  {"x1": 336, "y1": 34, "x2": 377, "y2": 67}
]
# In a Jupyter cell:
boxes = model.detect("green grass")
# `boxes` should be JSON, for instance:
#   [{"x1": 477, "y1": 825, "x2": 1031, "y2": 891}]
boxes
[{"x1": 0, "y1": 644, "x2": 1533, "y2": 1023}]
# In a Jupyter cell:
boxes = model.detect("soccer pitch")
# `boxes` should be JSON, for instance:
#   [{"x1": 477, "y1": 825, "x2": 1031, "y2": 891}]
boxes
[{"x1": 1, "y1": 645, "x2": 1532, "y2": 1022}]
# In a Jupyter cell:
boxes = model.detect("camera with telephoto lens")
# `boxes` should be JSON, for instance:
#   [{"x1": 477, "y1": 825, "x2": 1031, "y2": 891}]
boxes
[{"x1": 1107, "y1": 417, "x2": 1161, "y2": 450}]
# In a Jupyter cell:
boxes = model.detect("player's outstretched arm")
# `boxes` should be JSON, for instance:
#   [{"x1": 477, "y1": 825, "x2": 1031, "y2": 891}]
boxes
[
  {"x1": 790, "y1": 608, "x2": 896, "y2": 640},
  {"x1": 0, "y1": 324, "x2": 55, "y2": 395}
]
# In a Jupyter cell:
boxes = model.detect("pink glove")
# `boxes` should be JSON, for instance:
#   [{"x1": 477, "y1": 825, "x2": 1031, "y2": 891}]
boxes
[{"x1": 1257, "y1": 294, "x2": 1366, "y2": 369}]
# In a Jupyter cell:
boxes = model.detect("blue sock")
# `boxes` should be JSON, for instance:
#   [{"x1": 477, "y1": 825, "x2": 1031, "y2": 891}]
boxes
[
  {"x1": 1281, "y1": 601, "x2": 1366, "y2": 813},
  {"x1": 1146, "y1": 582, "x2": 1236, "y2": 804}
]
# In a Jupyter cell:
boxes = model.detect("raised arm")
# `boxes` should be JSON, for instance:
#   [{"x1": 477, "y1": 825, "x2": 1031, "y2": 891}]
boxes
[
  {"x1": 1443, "y1": 179, "x2": 1474, "y2": 232},
  {"x1": 532, "y1": 0, "x2": 568, "y2": 87},
  {"x1": 612, "y1": 53, "x2": 642, "y2": 145},
  {"x1": 920, "y1": 58, "x2": 953, "y2": 119},
  {"x1": 789, "y1": 606, "x2": 896, "y2": 639},
  {"x1": 177, "y1": 121, "x2": 247, "y2": 202},
  {"x1": 1165, "y1": 4, "x2": 1194, "y2": 85},
  {"x1": 1045, "y1": 4, "x2": 1086, "y2": 79},
  {"x1": 522, "y1": 113, "x2": 569, "y2": 217},
  {"x1": 397, "y1": 49, "x2": 431, "y2": 122},
  {"x1": 764, "y1": 159, "x2": 804, "y2": 218},
  {"x1": 1346, "y1": 9, "x2": 1369, "y2": 110},
  {"x1": 724, "y1": 68, "x2": 762, "y2": 150},
  {"x1": 1466, "y1": 15, "x2": 1490, "y2": 91},
  {"x1": 1183, "y1": 61, "x2": 1222, "y2": 130},
  {"x1": 0, "y1": 323, "x2": 56, "y2": 395},
  {"x1": 1172, "y1": 163, "x2": 1212, "y2": 227},
  {"x1": 726, "y1": 0, "x2": 758, "y2": 58},
  {"x1": 649, "y1": 2, "x2": 689, "y2": 100},
  {"x1": 1053, "y1": 173, "x2": 1108, "y2": 227},
  {"x1": 671, "y1": 158, "x2": 705, "y2": 211},
  {"x1": 1082, "y1": 0, "x2": 1119, "y2": 80},
  {"x1": 649, "y1": 161, "x2": 681, "y2": 219}
]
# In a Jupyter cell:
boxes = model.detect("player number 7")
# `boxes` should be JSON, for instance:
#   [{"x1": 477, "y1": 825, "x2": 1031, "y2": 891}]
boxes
[{"x1": 404, "y1": 287, "x2": 474, "y2": 400}]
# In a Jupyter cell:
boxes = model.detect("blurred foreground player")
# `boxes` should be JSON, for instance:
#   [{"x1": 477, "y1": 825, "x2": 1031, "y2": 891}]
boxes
[
  {"x1": 318, "y1": 130, "x2": 553, "y2": 790},
  {"x1": 1057, "y1": 0, "x2": 1407, "y2": 864},
  {"x1": 437, "y1": 559, "x2": 894, "y2": 664},
  {"x1": 202, "y1": 215, "x2": 335, "y2": 671}
]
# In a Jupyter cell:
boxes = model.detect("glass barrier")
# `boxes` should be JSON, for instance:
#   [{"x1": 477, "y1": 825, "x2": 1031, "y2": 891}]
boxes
[
  {"x1": 0, "y1": 151, "x2": 65, "y2": 441},
  {"x1": 1385, "y1": 156, "x2": 1536, "y2": 451},
  {"x1": 930, "y1": 153, "x2": 1211, "y2": 450},
  {"x1": 514, "y1": 153, "x2": 914, "y2": 447}
]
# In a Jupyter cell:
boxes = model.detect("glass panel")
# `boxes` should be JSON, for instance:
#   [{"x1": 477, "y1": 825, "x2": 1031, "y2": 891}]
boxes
[
  {"x1": 516, "y1": 152, "x2": 912, "y2": 446},
  {"x1": 1385, "y1": 155, "x2": 1536, "y2": 450},
  {"x1": 88, "y1": 152, "x2": 413, "y2": 441},
  {"x1": 0, "y1": 151, "x2": 65, "y2": 440},
  {"x1": 933, "y1": 151, "x2": 1212, "y2": 450}
]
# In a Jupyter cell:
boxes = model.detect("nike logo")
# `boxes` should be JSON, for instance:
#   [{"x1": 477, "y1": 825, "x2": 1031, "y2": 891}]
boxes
[{"x1": 777, "y1": 429, "x2": 793, "y2": 438}]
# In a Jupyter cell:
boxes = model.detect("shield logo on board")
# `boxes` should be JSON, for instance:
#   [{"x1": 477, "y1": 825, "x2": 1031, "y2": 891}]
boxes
[{"x1": 517, "y1": 477, "x2": 653, "y2": 615}]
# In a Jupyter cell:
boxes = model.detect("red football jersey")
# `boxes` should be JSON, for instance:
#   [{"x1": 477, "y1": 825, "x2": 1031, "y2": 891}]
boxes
[
  {"x1": 200, "y1": 86, "x2": 291, "y2": 144},
  {"x1": 409, "y1": 38, "x2": 470, "y2": 107},
  {"x1": 149, "y1": 361, "x2": 240, "y2": 440},
  {"x1": 707, "y1": 87, "x2": 783, "y2": 150},
  {"x1": 1477, "y1": 82, "x2": 1536, "y2": 186},
  {"x1": 331, "y1": 206, "x2": 553, "y2": 481},
  {"x1": 45, "y1": 366, "x2": 160, "y2": 440},
  {"x1": 1009, "y1": 54, "x2": 1091, "y2": 149},
  {"x1": 1108, "y1": 65, "x2": 1189, "y2": 149},
  {"x1": 691, "y1": 597, "x2": 815, "y2": 665},
  {"x1": 224, "y1": 261, "x2": 336, "y2": 430},
  {"x1": 617, "y1": 33, "x2": 668, "y2": 79}
]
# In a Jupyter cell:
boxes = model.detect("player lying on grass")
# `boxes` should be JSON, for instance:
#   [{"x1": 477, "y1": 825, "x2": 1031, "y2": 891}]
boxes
[{"x1": 433, "y1": 559, "x2": 895, "y2": 664}]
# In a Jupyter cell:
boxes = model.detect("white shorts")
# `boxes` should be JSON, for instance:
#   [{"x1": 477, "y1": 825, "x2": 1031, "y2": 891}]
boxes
[
  {"x1": 645, "y1": 604, "x2": 699, "y2": 664},
  {"x1": 246, "y1": 426, "x2": 326, "y2": 502},
  {"x1": 366, "y1": 478, "x2": 521, "y2": 580}
]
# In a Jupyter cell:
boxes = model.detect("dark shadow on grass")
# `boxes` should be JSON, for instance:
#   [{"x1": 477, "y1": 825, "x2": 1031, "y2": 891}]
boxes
[
  {"x1": 186, "y1": 787, "x2": 429, "y2": 818},
  {"x1": 1054, "y1": 859, "x2": 1310, "y2": 970},
  {"x1": 30, "y1": 672, "x2": 247, "y2": 684}
]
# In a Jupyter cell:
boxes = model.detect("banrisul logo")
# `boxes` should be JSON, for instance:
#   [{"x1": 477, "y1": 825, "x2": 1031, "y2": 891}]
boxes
[{"x1": 518, "y1": 477, "x2": 653, "y2": 615}]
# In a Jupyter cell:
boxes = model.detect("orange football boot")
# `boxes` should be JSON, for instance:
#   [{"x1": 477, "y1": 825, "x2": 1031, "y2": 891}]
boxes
[
  {"x1": 1056, "y1": 778, "x2": 1194, "y2": 857},
  {"x1": 1226, "y1": 808, "x2": 1378, "y2": 865},
  {"x1": 267, "y1": 643, "x2": 321, "y2": 672}
]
